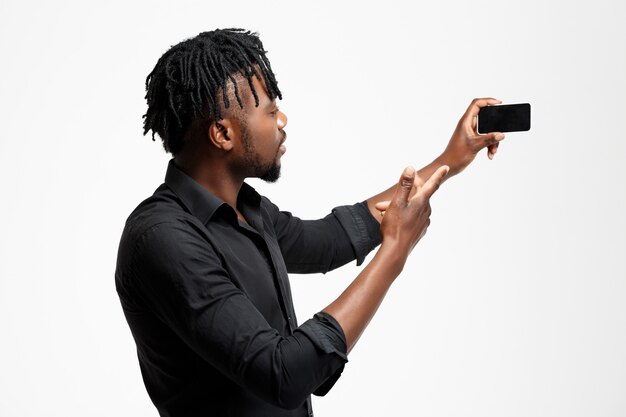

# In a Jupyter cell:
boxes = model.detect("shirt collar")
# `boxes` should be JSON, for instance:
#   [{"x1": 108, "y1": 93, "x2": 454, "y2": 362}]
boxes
[{"x1": 164, "y1": 159, "x2": 262, "y2": 226}]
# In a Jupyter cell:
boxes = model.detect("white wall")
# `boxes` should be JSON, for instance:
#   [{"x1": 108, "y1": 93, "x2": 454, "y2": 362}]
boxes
[{"x1": 1, "y1": 0, "x2": 624, "y2": 416}]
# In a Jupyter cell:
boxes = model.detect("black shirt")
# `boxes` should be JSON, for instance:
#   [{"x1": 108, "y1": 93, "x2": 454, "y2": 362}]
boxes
[{"x1": 115, "y1": 160, "x2": 381, "y2": 417}]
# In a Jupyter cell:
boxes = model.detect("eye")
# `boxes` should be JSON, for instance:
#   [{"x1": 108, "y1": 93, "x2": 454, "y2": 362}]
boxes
[{"x1": 269, "y1": 107, "x2": 280, "y2": 117}]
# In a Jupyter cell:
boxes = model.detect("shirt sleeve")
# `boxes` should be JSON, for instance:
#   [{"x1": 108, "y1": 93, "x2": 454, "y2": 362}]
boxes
[
  {"x1": 127, "y1": 220, "x2": 348, "y2": 410},
  {"x1": 262, "y1": 198, "x2": 382, "y2": 274}
]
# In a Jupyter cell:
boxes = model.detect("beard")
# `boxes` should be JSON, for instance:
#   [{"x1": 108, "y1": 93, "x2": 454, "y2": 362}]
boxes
[
  {"x1": 258, "y1": 159, "x2": 281, "y2": 183},
  {"x1": 241, "y1": 124, "x2": 281, "y2": 183}
]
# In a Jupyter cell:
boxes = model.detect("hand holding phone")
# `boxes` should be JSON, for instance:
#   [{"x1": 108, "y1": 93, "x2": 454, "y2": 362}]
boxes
[
  {"x1": 441, "y1": 98, "x2": 528, "y2": 172},
  {"x1": 477, "y1": 103, "x2": 531, "y2": 134}
]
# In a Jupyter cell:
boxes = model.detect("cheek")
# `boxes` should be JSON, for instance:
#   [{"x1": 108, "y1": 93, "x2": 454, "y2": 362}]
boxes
[{"x1": 262, "y1": 122, "x2": 280, "y2": 144}]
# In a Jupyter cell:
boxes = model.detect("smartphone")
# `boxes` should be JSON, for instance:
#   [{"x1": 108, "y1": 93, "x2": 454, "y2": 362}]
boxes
[{"x1": 477, "y1": 103, "x2": 531, "y2": 133}]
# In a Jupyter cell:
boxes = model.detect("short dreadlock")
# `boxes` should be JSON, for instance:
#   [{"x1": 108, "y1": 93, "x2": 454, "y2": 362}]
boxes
[{"x1": 143, "y1": 28, "x2": 282, "y2": 155}]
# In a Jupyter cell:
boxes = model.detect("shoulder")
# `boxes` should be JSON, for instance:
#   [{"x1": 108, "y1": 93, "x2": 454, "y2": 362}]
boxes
[{"x1": 118, "y1": 184, "x2": 211, "y2": 264}]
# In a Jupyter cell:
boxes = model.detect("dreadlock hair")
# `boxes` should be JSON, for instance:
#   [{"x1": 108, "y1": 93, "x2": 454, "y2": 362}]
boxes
[{"x1": 143, "y1": 28, "x2": 282, "y2": 155}]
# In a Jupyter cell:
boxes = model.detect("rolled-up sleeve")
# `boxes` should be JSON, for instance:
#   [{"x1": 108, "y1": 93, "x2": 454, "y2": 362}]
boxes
[
  {"x1": 127, "y1": 220, "x2": 349, "y2": 410},
  {"x1": 332, "y1": 201, "x2": 382, "y2": 266},
  {"x1": 265, "y1": 199, "x2": 382, "y2": 273},
  {"x1": 299, "y1": 312, "x2": 348, "y2": 396}
]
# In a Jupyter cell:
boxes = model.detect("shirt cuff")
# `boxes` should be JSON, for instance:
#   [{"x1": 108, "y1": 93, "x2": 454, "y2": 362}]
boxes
[
  {"x1": 298, "y1": 312, "x2": 349, "y2": 396},
  {"x1": 332, "y1": 201, "x2": 382, "y2": 266}
]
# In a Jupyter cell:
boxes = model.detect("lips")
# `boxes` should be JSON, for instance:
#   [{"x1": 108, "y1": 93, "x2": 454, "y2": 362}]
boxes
[{"x1": 279, "y1": 131, "x2": 287, "y2": 154}]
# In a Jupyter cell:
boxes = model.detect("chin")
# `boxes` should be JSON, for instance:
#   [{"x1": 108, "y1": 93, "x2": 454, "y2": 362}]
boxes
[{"x1": 260, "y1": 164, "x2": 281, "y2": 183}]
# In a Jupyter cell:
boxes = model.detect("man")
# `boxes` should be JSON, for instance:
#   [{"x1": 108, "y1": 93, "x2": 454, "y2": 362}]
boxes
[{"x1": 116, "y1": 28, "x2": 505, "y2": 417}]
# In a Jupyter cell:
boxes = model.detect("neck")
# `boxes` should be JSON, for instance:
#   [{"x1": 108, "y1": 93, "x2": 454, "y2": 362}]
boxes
[{"x1": 174, "y1": 154, "x2": 244, "y2": 211}]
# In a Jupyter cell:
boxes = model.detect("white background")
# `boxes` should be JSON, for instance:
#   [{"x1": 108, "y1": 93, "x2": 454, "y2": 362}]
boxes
[{"x1": 1, "y1": 0, "x2": 625, "y2": 416}]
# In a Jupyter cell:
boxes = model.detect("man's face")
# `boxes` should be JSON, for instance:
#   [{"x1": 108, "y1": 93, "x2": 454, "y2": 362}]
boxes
[{"x1": 229, "y1": 75, "x2": 288, "y2": 183}]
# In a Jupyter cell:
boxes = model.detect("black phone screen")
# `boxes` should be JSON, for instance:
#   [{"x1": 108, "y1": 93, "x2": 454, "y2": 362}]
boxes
[{"x1": 477, "y1": 103, "x2": 531, "y2": 133}]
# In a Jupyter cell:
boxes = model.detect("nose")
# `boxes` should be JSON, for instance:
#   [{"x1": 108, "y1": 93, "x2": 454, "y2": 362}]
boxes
[{"x1": 277, "y1": 110, "x2": 288, "y2": 129}]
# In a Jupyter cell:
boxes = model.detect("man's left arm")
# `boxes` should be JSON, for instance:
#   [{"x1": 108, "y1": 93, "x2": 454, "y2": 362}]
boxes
[
  {"x1": 366, "y1": 98, "x2": 506, "y2": 219},
  {"x1": 271, "y1": 98, "x2": 505, "y2": 273}
]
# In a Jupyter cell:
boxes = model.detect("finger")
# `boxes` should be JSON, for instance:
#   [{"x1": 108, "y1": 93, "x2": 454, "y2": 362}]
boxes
[
  {"x1": 474, "y1": 131, "x2": 505, "y2": 148},
  {"x1": 394, "y1": 166, "x2": 416, "y2": 207},
  {"x1": 375, "y1": 201, "x2": 391, "y2": 212},
  {"x1": 465, "y1": 97, "x2": 502, "y2": 118},
  {"x1": 416, "y1": 165, "x2": 449, "y2": 200},
  {"x1": 487, "y1": 142, "x2": 499, "y2": 160},
  {"x1": 419, "y1": 222, "x2": 429, "y2": 240},
  {"x1": 414, "y1": 218, "x2": 430, "y2": 247},
  {"x1": 413, "y1": 172, "x2": 426, "y2": 189}
]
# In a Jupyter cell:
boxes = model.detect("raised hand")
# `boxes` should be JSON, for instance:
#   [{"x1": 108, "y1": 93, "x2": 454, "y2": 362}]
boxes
[{"x1": 441, "y1": 98, "x2": 506, "y2": 175}]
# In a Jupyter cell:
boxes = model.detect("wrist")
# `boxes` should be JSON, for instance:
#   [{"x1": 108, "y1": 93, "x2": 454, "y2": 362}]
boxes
[
  {"x1": 376, "y1": 241, "x2": 409, "y2": 277},
  {"x1": 434, "y1": 153, "x2": 461, "y2": 177}
]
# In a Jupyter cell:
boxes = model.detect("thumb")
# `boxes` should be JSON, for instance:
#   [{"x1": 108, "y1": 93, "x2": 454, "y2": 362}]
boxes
[{"x1": 394, "y1": 166, "x2": 416, "y2": 207}]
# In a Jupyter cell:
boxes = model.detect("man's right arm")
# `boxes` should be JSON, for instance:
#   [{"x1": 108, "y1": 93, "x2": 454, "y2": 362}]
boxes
[
  {"x1": 323, "y1": 165, "x2": 449, "y2": 353},
  {"x1": 118, "y1": 165, "x2": 445, "y2": 406}
]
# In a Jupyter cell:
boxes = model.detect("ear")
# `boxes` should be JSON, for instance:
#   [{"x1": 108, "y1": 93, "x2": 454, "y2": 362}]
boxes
[{"x1": 208, "y1": 118, "x2": 238, "y2": 152}]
